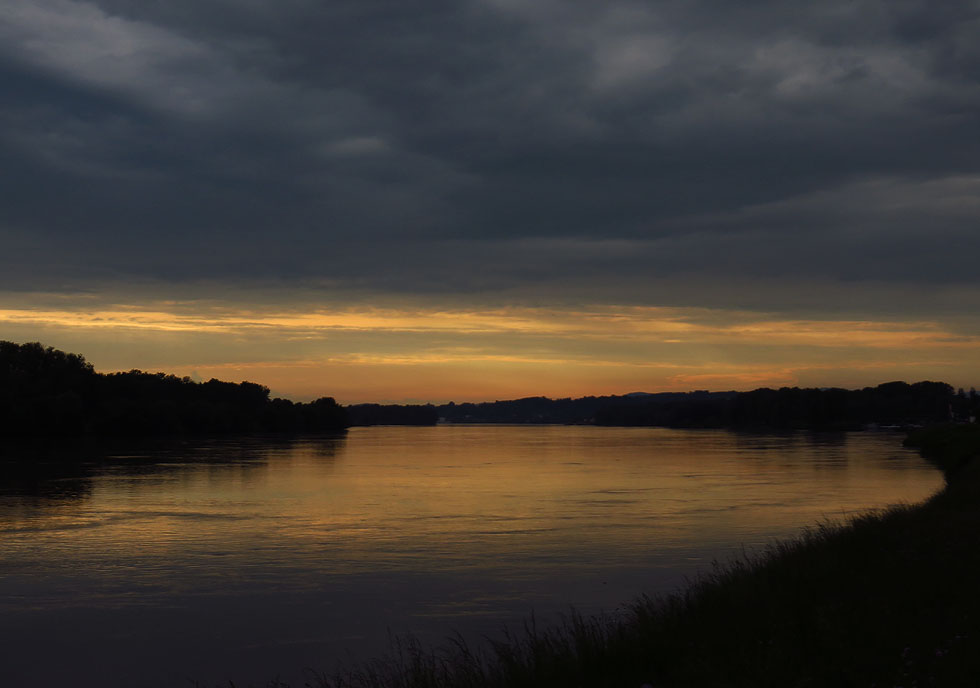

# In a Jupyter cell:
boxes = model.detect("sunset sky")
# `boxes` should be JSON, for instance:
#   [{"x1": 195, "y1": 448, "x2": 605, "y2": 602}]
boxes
[{"x1": 2, "y1": 0, "x2": 978, "y2": 402}]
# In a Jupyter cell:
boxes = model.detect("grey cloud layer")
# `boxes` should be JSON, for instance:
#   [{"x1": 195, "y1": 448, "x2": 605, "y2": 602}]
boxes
[{"x1": 2, "y1": 0, "x2": 979, "y2": 309}]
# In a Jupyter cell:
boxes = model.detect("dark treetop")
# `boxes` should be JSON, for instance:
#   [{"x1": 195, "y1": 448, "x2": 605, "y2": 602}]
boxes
[{"x1": 0, "y1": 341, "x2": 347, "y2": 437}]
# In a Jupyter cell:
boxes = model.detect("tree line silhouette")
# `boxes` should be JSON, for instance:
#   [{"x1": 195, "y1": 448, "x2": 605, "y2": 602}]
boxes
[
  {"x1": 3, "y1": 341, "x2": 975, "y2": 436},
  {"x1": 0, "y1": 341, "x2": 347, "y2": 436},
  {"x1": 353, "y1": 384, "x2": 976, "y2": 430}
]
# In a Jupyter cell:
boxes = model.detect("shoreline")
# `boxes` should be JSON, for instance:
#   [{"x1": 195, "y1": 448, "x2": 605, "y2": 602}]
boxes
[{"x1": 297, "y1": 424, "x2": 980, "y2": 688}]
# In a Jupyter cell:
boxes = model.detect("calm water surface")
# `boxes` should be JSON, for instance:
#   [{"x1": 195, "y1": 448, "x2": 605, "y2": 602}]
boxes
[{"x1": 0, "y1": 426, "x2": 942, "y2": 687}]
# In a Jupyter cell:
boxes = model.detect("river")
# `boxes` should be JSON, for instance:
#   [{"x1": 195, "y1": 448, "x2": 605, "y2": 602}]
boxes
[{"x1": 0, "y1": 426, "x2": 942, "y2": 687}]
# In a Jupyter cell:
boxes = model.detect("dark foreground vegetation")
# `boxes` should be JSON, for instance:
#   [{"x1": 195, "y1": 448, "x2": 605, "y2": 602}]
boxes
[
  {"x1": 352, "y1": 382, "x2": 978, "y2": 430},
  {"x1": 0, "y1": 341, "x2": 347, "y2": 436},
  {"x1": 243, "y1": 424, "x2": 979, "y2": 688}
]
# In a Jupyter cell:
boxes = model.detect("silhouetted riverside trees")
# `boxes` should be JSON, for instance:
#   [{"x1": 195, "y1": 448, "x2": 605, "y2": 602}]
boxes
[
  {"x1": 0, "y1": 341, "x2": 347, "y2": 437},
  {"x1": 5, "y1": 341, "x2": 972, "y2": 435},
  {"x1": 725, "y1": 381, "x2": 958, "y2": 429},
  {"x1": 429, "y1": 383, "x2": 963, "y2": 430},
  {"x1": 594, "y1": 382, "x2": 957, "y2": 430}
]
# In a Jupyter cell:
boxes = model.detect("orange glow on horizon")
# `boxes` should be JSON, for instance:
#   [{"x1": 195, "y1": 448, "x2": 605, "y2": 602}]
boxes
[
  {"x1": 1, "y1": 300, "x2": 977, "y2": 402},
  {"x1": 0, "y1": 305, "x2": 974, "y2": 347}
]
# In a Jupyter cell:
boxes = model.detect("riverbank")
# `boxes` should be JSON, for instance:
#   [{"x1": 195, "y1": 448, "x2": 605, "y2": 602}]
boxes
[{"x1": 305, "y1": 425, "x2": 980, "y2": 688}]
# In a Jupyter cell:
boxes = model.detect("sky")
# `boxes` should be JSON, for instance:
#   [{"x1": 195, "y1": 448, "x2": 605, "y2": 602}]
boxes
[{"x1": 1, "y1": 0, "x2": 979, "y2": 402}]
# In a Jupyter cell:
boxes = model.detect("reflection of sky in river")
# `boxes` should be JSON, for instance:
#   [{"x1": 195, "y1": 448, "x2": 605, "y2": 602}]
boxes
[{"x1": 0, "y1": 427, "x2": 942, "y2": 687}]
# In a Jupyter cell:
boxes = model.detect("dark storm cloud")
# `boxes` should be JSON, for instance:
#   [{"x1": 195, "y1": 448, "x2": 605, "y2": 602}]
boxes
[{"x1": 1, "y1": 0, "x2": 979, "y2": 306}]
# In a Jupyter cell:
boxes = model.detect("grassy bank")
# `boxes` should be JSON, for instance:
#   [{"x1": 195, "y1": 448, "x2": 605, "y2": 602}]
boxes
[{"x1": 266, "y1": 426, "x2": 980, "y2": 688}]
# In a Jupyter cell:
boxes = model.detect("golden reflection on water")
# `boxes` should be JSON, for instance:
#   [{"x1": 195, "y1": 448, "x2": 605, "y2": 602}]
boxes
[
  {"x1": 2, "y1": 427, "x2": 943, "y2": 580},
  {"x1": 0, "y1": 427, "x2": 944, "y2": 687}
]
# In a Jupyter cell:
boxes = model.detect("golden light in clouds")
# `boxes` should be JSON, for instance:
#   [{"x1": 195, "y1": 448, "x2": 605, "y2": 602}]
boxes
[{"x1": 1, "y1": 300, "x2": 977, "y2": 402}]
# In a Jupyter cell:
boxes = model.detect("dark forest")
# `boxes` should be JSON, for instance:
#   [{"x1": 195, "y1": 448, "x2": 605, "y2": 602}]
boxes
[
  {"x1": 4, "y1": 341, "x2": 977, "y2": 437},
  {"x1": 0, "y1": 341, "x2": 347, "y2": 436}
]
